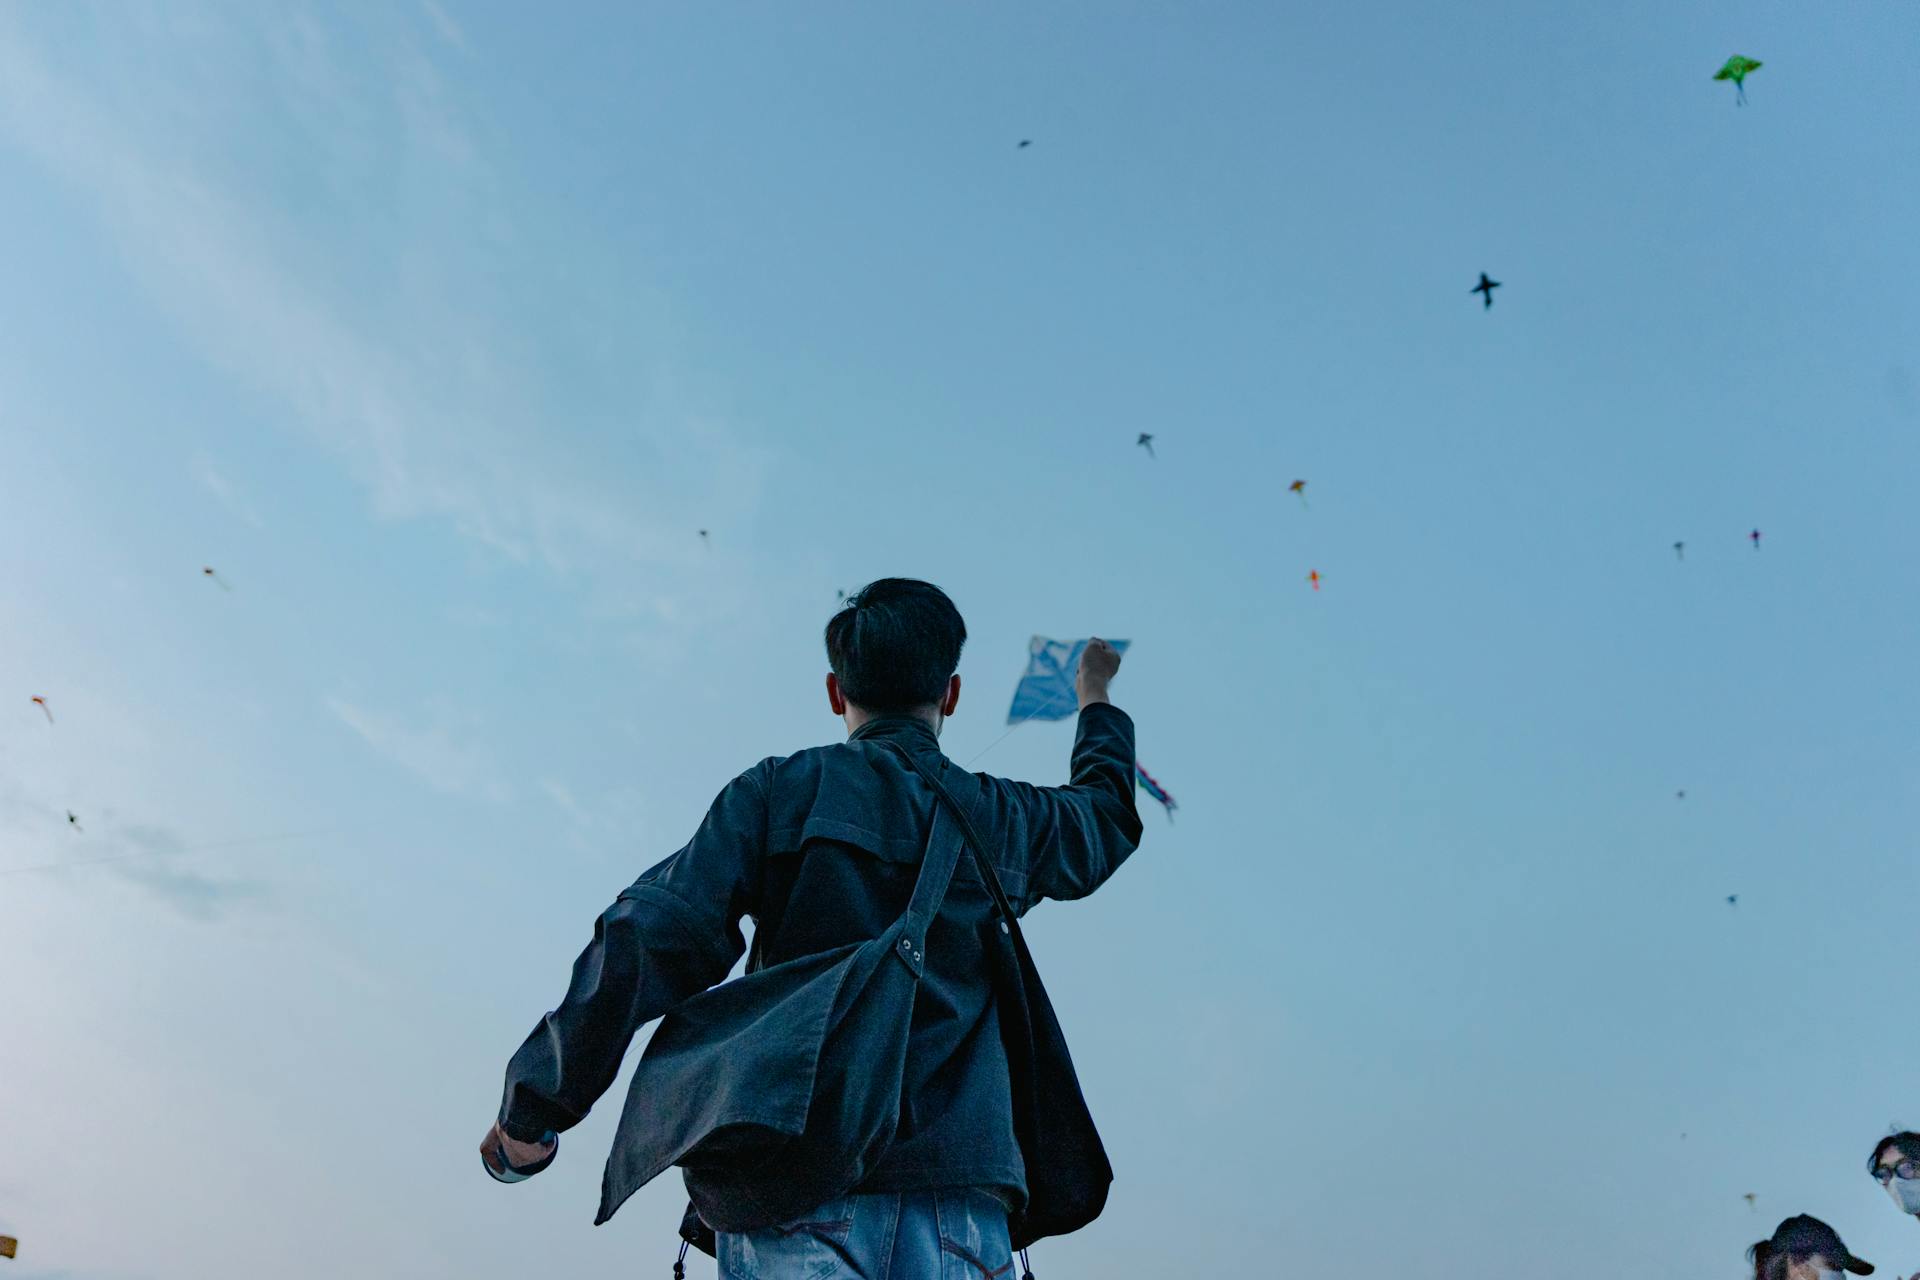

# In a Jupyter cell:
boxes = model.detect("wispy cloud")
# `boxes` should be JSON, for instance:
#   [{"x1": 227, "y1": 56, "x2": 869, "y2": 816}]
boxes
[
  {"x1": 327, "y1": 696, "x2": 511, "y2": 802},
  {"x1": 111, "y1": 857, "x2": 267, "y2": 923},
  {"x1": 193, "y1": 453, "x2": 264, "y2": 529},
  {"x1": 538, "y1": 777, "x2": 591, "y2": 827},
  {"x1": 0, "y1": 804, "x2": 268, "y2": 921},
  {"x1": 0, "y1": 8, "x2": 770, "y2": 612},
  {"x1": 418, "y1": 0, "x2": 470, "y2": 53}
]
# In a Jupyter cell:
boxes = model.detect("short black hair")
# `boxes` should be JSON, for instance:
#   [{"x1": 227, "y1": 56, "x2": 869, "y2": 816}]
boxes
[
  {"x1": 1869, "y1": 1131, "x2": 1920, "y2": 1173},
  {"x1": 824, "y1": 578, "x2": 967, "y2": 714}
]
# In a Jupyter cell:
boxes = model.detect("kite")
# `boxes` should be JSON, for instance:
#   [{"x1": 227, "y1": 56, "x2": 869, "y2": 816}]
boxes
[
  {"x1": 1750, "y1": 529, "x2": 1762, "y2": 550},
  {"x1": 698, "y1": 530, "x2": 711, "y2": 547},
  {"x1": 0, "y1": 1235, "x2": 15, "y2": 1259},
  {"x1": 1006, "y1": 636, "x2": 1133, "y2": 724},
  {"x1": 202, "y1": 566, "x2": 231, "y2": 591},
  {"x1": 999, "y1": 636, "x2": 1180, "y2": 819},
  {"x1": 1677, "y1": 790, "x2": 1686, "y2": 800},
  {"x1": 30, "y1": 696, "x2": 51, "y2": 724},
  {"x1": 1137, "y1": 433, "x2": 1155, "y2": 459},
  {"x1": 1727, "y1": 894, "x2": 1739, "y2": 907},
  {"x1": 66, "y1": 811, "x2": 81, "y2": 832},
  {"x1": 1715, "y1": 56, "x2": 1762, "y2": 105},
  {"x1": 1472, "y1": 273, "x2": 1500, "y2": 310},
  {"x1": 1308, "y1": 570, "x2": 1321, "y2": 591},
  {"x1": 1018, "y1": 139, "x2": 1032, "y2": 149},
  {"x1": 1673, "y1": 541, "x2": 1685, "y2": 561},
  {"x1": 1289, "y1": 480, "x2": 1308, "y2": 509},
  {"x1": 1135, "y1": 761, "x2": 1177, "y2": 821},
  {"x1": 1744, "y1": 1193, "x2": 1757, "y2": 1209}
]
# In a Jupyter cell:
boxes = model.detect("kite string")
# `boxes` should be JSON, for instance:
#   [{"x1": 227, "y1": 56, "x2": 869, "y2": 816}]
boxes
[
  {"x1": 0, "y1": 825, "x2": 364, "y2": 878},
  {"x1": 963, "y1": 680, "x2": 1081, "y2": 768}
]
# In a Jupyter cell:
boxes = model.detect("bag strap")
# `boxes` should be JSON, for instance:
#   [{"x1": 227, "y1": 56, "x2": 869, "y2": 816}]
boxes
[
  {"x1": 882, "y1": 742, "x2": 1024, "y2": 937},
  {"x1": 895, "y1": 790, "x2": 966, "y2": 976}
]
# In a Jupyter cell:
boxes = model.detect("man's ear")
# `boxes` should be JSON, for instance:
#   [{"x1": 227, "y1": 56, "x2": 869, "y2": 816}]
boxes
[
  {"x1": 940, "y1": 674, "x2": 961, "y2": 717},
  {"x1": 827, "y1": 673, "x2": 847, "y2": 717}
]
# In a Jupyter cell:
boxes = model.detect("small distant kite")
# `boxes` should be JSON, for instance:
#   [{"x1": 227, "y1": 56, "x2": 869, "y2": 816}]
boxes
[
  {"x1": 1744, "y1": 1193, "x2": 1757, "y2": 1209},
  {"x1": 698, "y1": 530, "x2": 710, "y2": 546},
  {"x1": 202, "y1": 566, "x2": 231, "y2": 591},
  {"x1": 0, "y1": 1234, "x2": 15, "y2": 1259},
  {"x1": 1727, "y1": 894, "x2": 1739, "y2": 907},
  {"x1": 30, "y1": 696, "x2": 51, "y2": 724},
  {"x1": 1673, "y1": 541, "x2": 1685, "y2": 561},
  {"x1": 1308, "y1": 570, "x2": 1321, "y2": 591},
  {"x1": 1289, "y1": 480, "x2": 1308, "y2": 509},
  {"x1": 1137, "y1": 433, "x2": 1155, "y2": 459},
  {"x1": 1715, "y1": 56, "x2": 1762, "y2": 105},
  {"x1": 1472, "y1": 273, "x2": 1501, "y2": 310},
  {"x1": 1135, "y1": 761, "x2": 1177, "y2": 822},
  {"x1": 836, "y1": 589, "x2": 849, "y2": 603},
  {"x1": 66, "y1": 811, "x2": 81, "y2": 833},
  {"x1": 1750, "y1": 529, "x2": 1762, "y2": 550},
  {"x1": 1677, "y1": 790, "x2": 1686, "y2": 800},
  {"x1": 1018, "y1": 139, "x2": 1032, "y2": 149}
]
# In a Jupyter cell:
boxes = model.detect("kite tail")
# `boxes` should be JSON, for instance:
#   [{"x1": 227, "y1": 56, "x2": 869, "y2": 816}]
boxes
[{"x1": 1135, "y1": 761, "x2": 1177, "y2": 821}]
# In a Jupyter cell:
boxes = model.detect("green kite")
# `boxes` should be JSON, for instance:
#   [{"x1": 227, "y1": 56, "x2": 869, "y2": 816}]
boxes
[{"x1": 1714, "y1": 55, "x2": 1762, "y2": 105}]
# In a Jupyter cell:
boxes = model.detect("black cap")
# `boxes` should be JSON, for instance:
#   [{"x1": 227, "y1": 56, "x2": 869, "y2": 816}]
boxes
[{"x1": 1772, "y1": 1215, "x2": 1874, "y2": 1275}]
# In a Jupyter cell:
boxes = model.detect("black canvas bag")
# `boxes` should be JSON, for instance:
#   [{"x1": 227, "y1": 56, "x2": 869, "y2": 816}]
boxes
[
  {"x1": 662, "y1": 745, "x2": 1114, "y2": 1257},
  {"x1": 598, "y1": 774, "x2": 972, "y2": 1231},
  {"x1": 884, "y1": 745, "x2": 1113, "y2": 1252}
]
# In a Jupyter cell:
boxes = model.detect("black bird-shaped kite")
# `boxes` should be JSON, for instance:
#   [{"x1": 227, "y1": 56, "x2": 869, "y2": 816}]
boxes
[
  {"x1": 1472, "y1": 273, "x2": 1501, "y2": 310},
  {"x1": 1750, "y1": 529, "x2": 1762, "y2": 550},
  {"x1": 67, "y1": 810, "x2": 81, "y2": 832},
  {"x1": 698, "y1": 529, "x2": 710, "y2": 547},
  {"x1": 1137, "y1": 433, "x2": 1155, "y2": 459},
  {"x1": 1673, "y1": 541, "x2": 1685, "y2": 561}
]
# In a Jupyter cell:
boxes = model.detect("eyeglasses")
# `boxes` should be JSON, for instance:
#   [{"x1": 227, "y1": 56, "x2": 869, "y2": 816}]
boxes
[{"x1": 1872, "y1": 1159, "x2": 1920, "y2": 1184}]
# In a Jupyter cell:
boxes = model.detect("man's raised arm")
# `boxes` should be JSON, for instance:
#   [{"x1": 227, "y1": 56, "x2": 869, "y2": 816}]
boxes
[{"x1": 981, "y1": 637, "x2": 1144, "y2": 910}]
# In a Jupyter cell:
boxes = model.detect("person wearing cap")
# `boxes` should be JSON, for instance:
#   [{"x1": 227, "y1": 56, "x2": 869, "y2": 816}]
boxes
[
  {"x1": 1748, "y1": 1214, "x2": 1875, "y2": 1280},
  {"x1": 1869, "y1": 1132, "x2": 1920, "y2": 1222}
]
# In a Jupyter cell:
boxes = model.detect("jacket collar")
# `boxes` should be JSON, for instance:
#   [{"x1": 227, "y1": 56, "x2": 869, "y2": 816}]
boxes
[{"x1": 848, "y1": 715, "x2": 941, "y2": 748}]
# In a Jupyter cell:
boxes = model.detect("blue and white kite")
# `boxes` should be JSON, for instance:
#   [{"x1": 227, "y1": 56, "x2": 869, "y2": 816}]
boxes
[
  {"x1": 1004, "y1": 635, "x2": 1175, "y2": 821},
  {"x1": 1006, "y1": 636, "x2": 1133, "y2": 724}
]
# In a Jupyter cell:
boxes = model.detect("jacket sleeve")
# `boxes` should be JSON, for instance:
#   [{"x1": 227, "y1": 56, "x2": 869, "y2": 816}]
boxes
[
  {"x1": 495, "y1": 767, "x2": 767, "y2": 1143},
  {"x1": 987, "y1": 702, "x2": 1144, "y2": 912}
]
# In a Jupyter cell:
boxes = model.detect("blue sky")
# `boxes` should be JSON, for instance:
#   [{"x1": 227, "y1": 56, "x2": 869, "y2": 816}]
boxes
[{"x1": 1, "y1": 2, "x2": 1915, "y2": 1275}]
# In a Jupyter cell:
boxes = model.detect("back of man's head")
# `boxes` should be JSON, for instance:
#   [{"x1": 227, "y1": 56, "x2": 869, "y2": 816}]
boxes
[{"x1": 824, "y1": 579, "x2": 967, "y2": 714}]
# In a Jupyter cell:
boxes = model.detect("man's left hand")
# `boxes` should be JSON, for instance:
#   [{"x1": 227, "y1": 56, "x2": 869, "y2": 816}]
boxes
[{"x1": 480, "y1": 1120, "x2": 557, "y2": 1182}]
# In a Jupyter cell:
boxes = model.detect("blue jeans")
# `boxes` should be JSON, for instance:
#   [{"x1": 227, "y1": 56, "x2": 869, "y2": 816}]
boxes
[{"x1": 717, "y1": 1189, "x2": 1015, "y2": 1280}]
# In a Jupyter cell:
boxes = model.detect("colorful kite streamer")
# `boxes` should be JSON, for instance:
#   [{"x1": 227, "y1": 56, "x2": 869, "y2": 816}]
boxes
[{"x1": 1135, "y1": 761, "x2": 1177, "y2": 821}]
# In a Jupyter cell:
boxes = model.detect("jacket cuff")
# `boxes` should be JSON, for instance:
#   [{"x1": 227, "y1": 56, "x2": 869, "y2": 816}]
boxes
[{"x1": 500, "y1": 1091, "x2": 577, "y2": 1143}]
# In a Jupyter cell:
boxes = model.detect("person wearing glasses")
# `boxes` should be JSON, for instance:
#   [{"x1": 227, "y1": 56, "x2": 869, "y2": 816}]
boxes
[
  {"x1": 1747, "y1": 1215, "x2": 1876, "y2": 1280},
  {"x1": 1870, "y1": 1132, "x2": 1920, "y2": 1222}
]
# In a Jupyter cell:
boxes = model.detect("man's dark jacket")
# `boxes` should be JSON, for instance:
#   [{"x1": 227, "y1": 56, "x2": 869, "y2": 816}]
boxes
[{"x1": 496, "y1": 703, "x2": 1143, "y2": 1222}]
